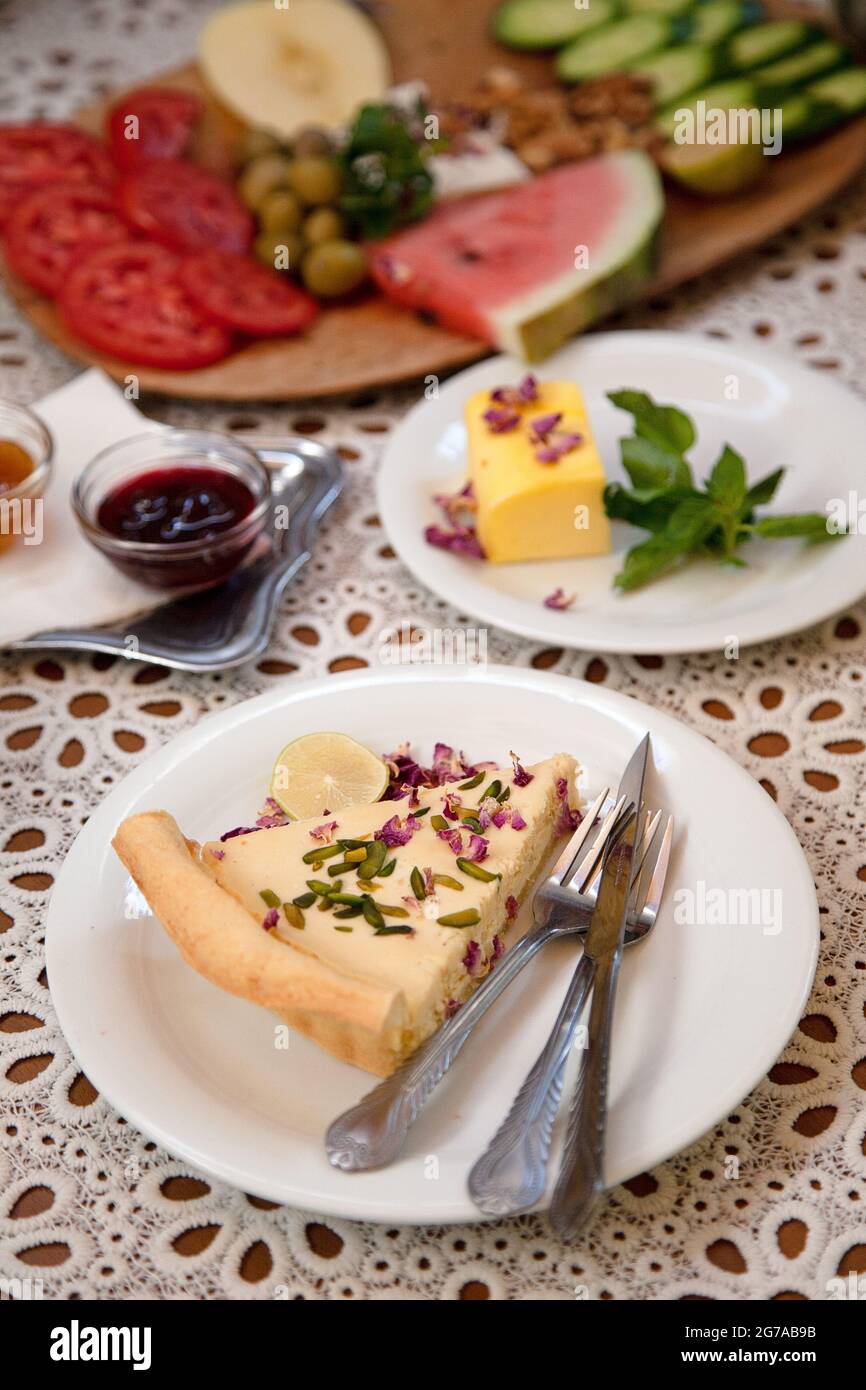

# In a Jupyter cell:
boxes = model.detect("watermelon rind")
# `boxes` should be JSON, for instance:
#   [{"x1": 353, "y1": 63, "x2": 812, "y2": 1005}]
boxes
[{"x1": 488, "y1": 150, "x2": 665, "y2": 361}]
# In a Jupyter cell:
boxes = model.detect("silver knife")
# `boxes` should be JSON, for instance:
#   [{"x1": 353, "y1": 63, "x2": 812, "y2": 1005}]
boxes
[{"x1": 549, "y1": 732, "x2": 650, "y2": 1239}]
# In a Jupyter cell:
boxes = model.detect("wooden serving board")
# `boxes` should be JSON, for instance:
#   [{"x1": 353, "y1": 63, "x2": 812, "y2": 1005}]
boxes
[{"x1": 4, "y1": 0, "x2": 865, "y2": 401}]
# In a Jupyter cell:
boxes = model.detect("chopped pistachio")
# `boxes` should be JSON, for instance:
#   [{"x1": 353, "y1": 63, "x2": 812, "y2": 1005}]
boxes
[
  {"x1": 292, "y1": 891, "x2": 317, "y2": 909},
  {"x1": 327, "y1": 860, "x2": 352, "y2": 877},
  {"x1": 437, "y1": 909, "x2": 481, "y2": 927},
  {"x1": 259, "y1": 888, "x2": 281, "y2": 909},
  {"x1": 305, "y1": 879, "x2": 332, "y2": 896},
  {"x1": 374, "y1": 924, "x2": 414, "y2": 936},
  {"x1": 378, "y1": 903, "x2": 411, "y2": 918},
  {"x1": 479, "y1": 779, "x2": 502, "y2": 803},
  {"x1": 457, "y1": 771, "x2": 484, "y2": 790},
  {"x1": 302, "y1": 843, "x2": 342, "y2": 864},
  {"x1": 378, "y1": 858, "x2": 397, "y2": 877},
  {"x1": 361, "y1": 895, "x2": 385, "y2": 930},
  {"x1": 431, "y1": 814, "x2": 448, "y2": 831},
  {"x1": 410, "y1": 866, "x2": 426, "y2": 900},
  {"x1": 456, "y1": 857, "x2": 502, "y2": 883},
  {"x1": 282, "y1": 902, "x2": 305, "y2": 930},
  {"x1": 344, "y1": 847, "x2": 367, "y2": 862},
  {"x1": 433, "y1": 873, "x2": 463, "y2": 892},
  {"x1": 357, "y1": 839, "x2": 386, "y2": 880}
]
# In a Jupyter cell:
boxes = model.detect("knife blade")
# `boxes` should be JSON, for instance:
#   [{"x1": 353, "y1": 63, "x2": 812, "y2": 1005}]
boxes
[
  {"x1": 549, "y1": 732, "x2": 650, "y2": 1239},
  {"x1": 582, "y1": 732, "x2": 649, "y2": 962}
]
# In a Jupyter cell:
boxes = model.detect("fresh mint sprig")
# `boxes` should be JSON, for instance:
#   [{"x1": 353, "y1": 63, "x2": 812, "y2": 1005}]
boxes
[{"x1": 603, "y1": 390, "x2": 840, "y2": 592}]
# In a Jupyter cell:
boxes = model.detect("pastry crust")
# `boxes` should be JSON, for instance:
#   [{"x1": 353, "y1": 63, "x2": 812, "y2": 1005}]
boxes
[{"x1": 113, "y1": 810, "x2": 408, "y2": 1074}]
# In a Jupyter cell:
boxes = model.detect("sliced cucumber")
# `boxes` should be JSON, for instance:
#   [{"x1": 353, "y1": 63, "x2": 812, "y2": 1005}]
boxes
[
  {"x1": 803, "y1": 66, "x2": 866, "y2": 125},
  {"x1": 492, "y1": 0, "x2": 620, "y2": 50},
  {"x1": 556, "y1": 14, "x2": 675, "y2": 82},
  {"x1": 727, "y1": 20, "x2": 818, "y2": 73},
  {"x1": 688, "y1": 0, "x2": 761, "y2": 47},
  {"x1": 622, "y1": 0, "x2": 695, "y2": 16},
  {"x1": 630, "y1": 43, "x2": 718, "y2": 107},
  {"x1": 656, "y1": 77, "x2": 757, "y2": 139},
  {"x1": 769, "y1": 93, "x2": 828, "y2": 143},
  {"x1": 754, "y1": 40, "x2": 850, "y2": 99}
]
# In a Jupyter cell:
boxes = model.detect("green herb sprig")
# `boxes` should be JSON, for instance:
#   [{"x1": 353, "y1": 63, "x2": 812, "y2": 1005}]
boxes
[
  {"x1": 603, "y1": 390, "x2": 839, "y2": 592},
  {"x1": 338, "y1": 101, "x2": 435, "y2": 240}
]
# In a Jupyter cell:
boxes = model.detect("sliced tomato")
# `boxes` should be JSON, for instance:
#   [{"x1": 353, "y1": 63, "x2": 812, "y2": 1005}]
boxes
[
  {"x1": 115, "y1": 159, "x2": 253, "y2": 255},
  {"x1": 178, "y1": 250, "x2": 320, "y2": 337},
  {"x1": 58, "y1": 242, "x2": 233, "y2": 371},
  {"x1": 108, "y1": 86, "x2": 202, "y2": 170},
  {"x1": 0, "y1": 123, "x2": 114, "y2": 224},
  {"x1": 3, "y1": 183, "x2": 134, "y2": 297}
]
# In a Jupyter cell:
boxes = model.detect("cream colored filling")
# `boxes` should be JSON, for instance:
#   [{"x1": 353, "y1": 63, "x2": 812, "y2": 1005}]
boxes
[{"x1": 204, "y1": 754, "x2": 577, "y2": 1047}]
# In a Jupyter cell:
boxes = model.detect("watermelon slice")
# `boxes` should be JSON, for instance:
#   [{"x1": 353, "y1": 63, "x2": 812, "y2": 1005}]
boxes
[{"x1": 368, "y1": 150, "x2": 664, "y2": 361}]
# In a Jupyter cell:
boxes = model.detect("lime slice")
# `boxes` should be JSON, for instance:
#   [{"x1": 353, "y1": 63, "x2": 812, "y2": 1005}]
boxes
[
  {"x1": 269, "y1": 731, "x2": 389, "y2": 819},
  {"x1": 661, "y1": 137, "x2": 765, "y2": 196}
]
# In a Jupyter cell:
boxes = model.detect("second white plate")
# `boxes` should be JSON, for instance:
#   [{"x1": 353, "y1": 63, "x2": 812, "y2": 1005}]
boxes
[{"x1": 378, "y1": 330, "x2": 865, "y2": 653}]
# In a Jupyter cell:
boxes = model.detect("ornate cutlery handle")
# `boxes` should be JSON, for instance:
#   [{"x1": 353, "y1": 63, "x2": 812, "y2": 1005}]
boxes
[
  {"x1": 326, "y1": 925, "x2": 552, "y2": 1172},
  {"x1": 549, "y1": 946, "x2": 620, "y2": 1238},
  {"x1": 468, "y1": 952, "x2": 595, "y2": 1217}
]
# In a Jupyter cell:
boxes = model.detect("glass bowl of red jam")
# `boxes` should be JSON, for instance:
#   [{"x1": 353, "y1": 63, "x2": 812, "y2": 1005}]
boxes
[
  {"x1": 0, "y1": 400, "x2": 53, "y2": 555},
  {"x1": 73, "y1": 430, "x2": 271, "y2": 591}
]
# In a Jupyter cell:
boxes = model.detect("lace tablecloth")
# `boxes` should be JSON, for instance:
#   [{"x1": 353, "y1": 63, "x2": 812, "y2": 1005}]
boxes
[{"x1": 1, "y1": 0, "x2": 864, "y2": 1302}]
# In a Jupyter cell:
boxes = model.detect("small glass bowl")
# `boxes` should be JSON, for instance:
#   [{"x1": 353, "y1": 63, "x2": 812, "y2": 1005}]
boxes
[
  {"x1": 72, "y1": 429, "x2": 271, "y2": 591},
  {"x1": 0, "y1": 400, "x2": 53, "y2": 554}
]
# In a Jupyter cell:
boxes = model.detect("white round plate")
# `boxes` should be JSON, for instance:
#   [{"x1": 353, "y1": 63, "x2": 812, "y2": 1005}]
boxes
[
  {"x1": 377, "y1": 330, "x2": 865, "y2": 654},
  {"x1": 47, "y1": 665, "x2": 818, "y2": 1224}
]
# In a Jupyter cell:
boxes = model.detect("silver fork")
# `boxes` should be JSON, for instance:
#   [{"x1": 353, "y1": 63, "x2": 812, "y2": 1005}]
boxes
[
  {"x1": 468, "y1": 812, "x2": 673, "y2": 1217},
  {"x1": 326, "y1": 786, "x2": 634, "y2": 1172}
]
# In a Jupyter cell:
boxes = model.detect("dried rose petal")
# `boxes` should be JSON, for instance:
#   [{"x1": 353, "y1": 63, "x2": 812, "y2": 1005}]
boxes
[
  {"x1": 491, "y1": 934, "x2": 505, "y2": 961},
  {"x1": 535, "y1": 432, "x2": 583, "y2": 463},
  {"x1": 219, "y1": 824, "x2": 260, "y2": 842},
  {"x1": 490, "y1": 374, "x2": 538, "y2": 406},
  {"x1": 505, "y1": 896, "x2": 519, "y2": 921},
  {"x1": 555, "y1": 777, "x2": 582, "y2": 834},
  {"x1": 445, "y1": 999, "x2": 461, "y2": 1018},
  {"x1": 262, "y1": 907, "x2": 279, "y2": 931},
  {"x1": 210, "y1": 848, "x2": 225, "y2": 861},
  {"x1": 529, "y1": 411, "x2": 562, "y2": 439},
  {"x1": 376, "y1": 814, "x2": 422, "y2": 848},
  {"x1": 424, "y1": 523, "x2": 486, "y2": 559},
  {"x1": 309, "y1": 819, "x2": 338, "y2": 843},
  {"x1": 433, "y1": 480, "x2": 477, "y2": 524},
  {"x1": 467, "y1": 833, "x2": 489, "y2": 862},
  {"x1": 510, "y1": 808, "x2": 527, "y2": 831},
  {"x1": 510, "y1": 750, "x2": 534, "y2": 786},
  {"x1": 436, "y1": 827, "x2": 464, "y2": 856},
  {"x1": 544, "y1": 587, "x2": 576, "y2": 611},
  {"x1": 482, "y1": 404, "x2": 520, "y2": 433},
  {"x1": 462, "y1": 939, "x2": 482, "y2": 976}
]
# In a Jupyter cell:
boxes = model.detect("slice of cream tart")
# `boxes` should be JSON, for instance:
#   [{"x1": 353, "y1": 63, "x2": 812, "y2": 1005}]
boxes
[{"x1": 112, "y1": 752, "x2": 578, "y2": 1076}]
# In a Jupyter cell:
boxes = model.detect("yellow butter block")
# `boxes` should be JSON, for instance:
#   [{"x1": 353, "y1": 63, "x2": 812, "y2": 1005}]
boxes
[{"x1": 466, "y1": 381, "x2": 611, "y2": 564}]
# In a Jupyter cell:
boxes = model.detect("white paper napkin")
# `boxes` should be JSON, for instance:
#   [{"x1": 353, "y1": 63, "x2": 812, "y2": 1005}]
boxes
[{"x1": 0, "y1": 369, "x2": 165, "y2": 647}]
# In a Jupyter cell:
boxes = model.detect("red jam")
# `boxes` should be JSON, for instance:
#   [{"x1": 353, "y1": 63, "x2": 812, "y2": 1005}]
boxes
[{"x1": 97, "y1": 465, "x2": 255, "y2": 545}]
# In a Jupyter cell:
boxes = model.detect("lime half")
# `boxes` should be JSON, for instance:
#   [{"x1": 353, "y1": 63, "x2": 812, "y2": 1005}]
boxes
[
  {"x1": 269, "y1": 731, "x2": 389, "y2": 819},
  {"x1": 661, "y1": 137, "x2": 765, "y2": 196}
]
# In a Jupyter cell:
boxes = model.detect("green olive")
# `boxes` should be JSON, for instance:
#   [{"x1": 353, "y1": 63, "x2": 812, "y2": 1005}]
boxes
[
  {"x1": 292, "y1": 126, "x2": 334, "y2": 158},
  {"x1": 259, "y1": 188, "x2": 304, "y2": 235},
  {"x1": 254, "y1": 230, "x2": 304, "y2": 275},
  {"x1": 301, "y1": 240, "x2": 367, "y2": 298},
  {"x1": 237, "y1": 152, "x2": 292, "y2": 211},
  {"x1": 302, "y1": 206, "x2": 346, "y2": 245},
  {"x1": 285, "y1": 155, "x2": 343, "y2": 206},
  {"x1": 237, "y1": 127, "x2": 283, "y2": 164}
]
